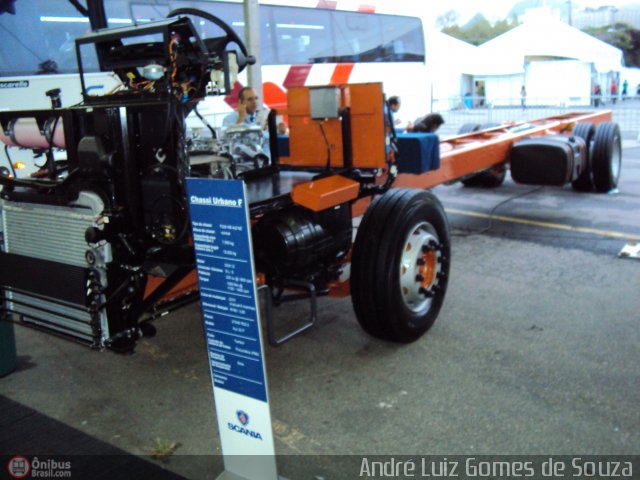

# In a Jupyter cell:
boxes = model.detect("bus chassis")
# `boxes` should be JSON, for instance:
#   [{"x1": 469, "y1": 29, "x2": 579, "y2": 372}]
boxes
[{"x1": 0, "y1": 7, "x2": 622, "y2": 352}]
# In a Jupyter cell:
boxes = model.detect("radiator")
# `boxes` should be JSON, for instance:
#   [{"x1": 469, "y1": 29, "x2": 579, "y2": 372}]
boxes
[{"x1": 1, "y1": 192, "x2": 112, "y2": 347}]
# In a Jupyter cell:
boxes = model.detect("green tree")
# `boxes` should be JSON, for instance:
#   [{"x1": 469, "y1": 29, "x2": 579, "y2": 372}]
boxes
[
  {"x1": 442, "y1": 16, "x2": 520, "y2": 46},
  {"x1": 436, "y1": 10, "x2": 460, "y2": 29},
  {"x1": 583, "y1": 23, "x2": 640, "y2": 67}
]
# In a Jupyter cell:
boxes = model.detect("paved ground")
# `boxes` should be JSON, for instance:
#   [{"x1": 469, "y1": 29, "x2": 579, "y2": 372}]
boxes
[{"x1": 1, "y1": 142, "x2": 639, "y2": 478}]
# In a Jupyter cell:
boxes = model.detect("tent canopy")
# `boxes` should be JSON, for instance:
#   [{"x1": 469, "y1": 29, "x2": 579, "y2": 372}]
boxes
[
  {"x1": 476, "y1": 17, "x2": 624, "y2": 73},
  {"x1": 425, "y1": 30, "x2": 523, "y2": 76}
]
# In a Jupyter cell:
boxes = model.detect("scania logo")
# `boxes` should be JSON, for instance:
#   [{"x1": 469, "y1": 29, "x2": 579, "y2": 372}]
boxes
[
  {"x1": 228, "y1": 410, "x2": 262, "y2": 440},
  {"x1": 237, "y1": 410, "x2": 249, "y2": 426}
]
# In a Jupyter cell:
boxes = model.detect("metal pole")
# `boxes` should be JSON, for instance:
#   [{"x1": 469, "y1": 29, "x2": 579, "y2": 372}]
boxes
[
  {"x1": 86, "y1": 0, "x2": 108, "y2": 30},
  {"x1": 244, "y1": 0, "x2": 263, "y2": 108}
]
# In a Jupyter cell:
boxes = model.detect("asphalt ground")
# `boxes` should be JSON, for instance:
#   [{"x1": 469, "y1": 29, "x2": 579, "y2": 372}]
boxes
[
  {"x1": 434, "y1": 144, "x2": 640, "y2": 257},
  {"x1": 1, "y1": 142, "x2": 639, "y2": 479}
]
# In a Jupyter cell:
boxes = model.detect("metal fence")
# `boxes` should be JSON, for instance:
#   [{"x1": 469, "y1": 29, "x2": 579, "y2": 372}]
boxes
[{"x1": 431, "y1": 96, "x2": 640, "y2": 139}]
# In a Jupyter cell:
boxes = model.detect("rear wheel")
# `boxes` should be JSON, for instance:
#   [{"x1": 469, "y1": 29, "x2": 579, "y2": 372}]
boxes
[
  {"x1": 591, "y1": 122, "x2": 622, "y2": 192},
  {"x1": 351, "y1": 189, "x2": 451, "y2": 342},
  {"x1": 571, "y1": 122, "x2": 595, "y2": 192}
]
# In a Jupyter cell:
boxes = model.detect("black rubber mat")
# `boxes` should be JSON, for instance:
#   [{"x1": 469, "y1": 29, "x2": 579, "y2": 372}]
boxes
[{"x1": 0, "y1": 395, "x2": 187, "y2": 479}]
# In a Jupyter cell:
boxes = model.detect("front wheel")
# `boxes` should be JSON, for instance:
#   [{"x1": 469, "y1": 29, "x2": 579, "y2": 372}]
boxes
[{"x1": 351, "y1": 189, "x2": 451, "y2": 342}]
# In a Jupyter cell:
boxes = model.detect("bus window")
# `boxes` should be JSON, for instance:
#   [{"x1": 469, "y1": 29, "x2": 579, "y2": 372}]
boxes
[
  {"x1": 331, "y1": 11, "x2": 382, "y2": 63},
  {"x1": 131, "y1": 2, "x2": 249, "y2": 59},
  {"x1": 0, "y1": 1, "x2": 425, "y2": 77},
  {"x1": 0, "y1": 0, "x2": 139, "y2": 76},
  {"x1": 379, "y1": 15, "x2": 424, "y2": 63},
  {"x1": 130, "y1": 3, "x2": 171, "y2": 23},
  {"x1": 269, "y1": 6, "x2": 332, "y2": 65},
  {"x1": 0, "y1": 1, "x2": 91, "y2": 75},
  {"x1": 258, "y1": 6, "x2": 277, "y2": 66}
]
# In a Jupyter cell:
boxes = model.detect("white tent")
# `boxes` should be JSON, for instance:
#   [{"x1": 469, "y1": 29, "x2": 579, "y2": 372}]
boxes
[
  {"x1": 473, "y1": 17, "x2": 624, "y2": 106},
  {"x1": 425, "y1": 30, "x2": 480, "y2": 110},
  {"x1": 478, "y1": 17, "x2": 623, "y2": 73}
]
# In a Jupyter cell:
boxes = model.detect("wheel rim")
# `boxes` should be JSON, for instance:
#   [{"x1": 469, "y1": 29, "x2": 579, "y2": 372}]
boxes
[
  {"x1": 610, "y1": 136, "x2": 622, "y2": 182},
  {"x1": 399, "y1": 221, "x2": 442, "y2": 314}
]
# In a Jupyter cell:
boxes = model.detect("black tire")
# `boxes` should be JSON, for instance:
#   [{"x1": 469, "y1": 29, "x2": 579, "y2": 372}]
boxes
[
  {"x1": 591, "y1": 122, "x2": 622, "y2": 193},
  {"x1": 351, "y1": 189, "x2": 451, "y2": 342},
  {"x1": 350, "y1": 189, "x2": 408, "y2": 337},
  {"x1": 461, "y1": 123, "x2": 506, "y2": 188},
  {"x1": 571, "y1": 122, "x2": 595, "y2": 192}
]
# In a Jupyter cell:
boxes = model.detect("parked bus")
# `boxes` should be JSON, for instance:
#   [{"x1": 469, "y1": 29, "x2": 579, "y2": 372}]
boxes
[{"x1": 0, "y1": 0, "x2": 429, "y2": 176}]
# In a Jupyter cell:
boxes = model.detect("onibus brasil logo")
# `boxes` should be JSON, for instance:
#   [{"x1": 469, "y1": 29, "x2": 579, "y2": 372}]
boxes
[{"x1": 7, "y1": 455, "x2": 71, "y2": 478}]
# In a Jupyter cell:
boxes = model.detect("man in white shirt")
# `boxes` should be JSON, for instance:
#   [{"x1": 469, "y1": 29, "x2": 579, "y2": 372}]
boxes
[
  {"x1": 223, "y1": 87, "x2": 260, "y2": 126},
  {"x1": 221, "y1": 86, "x2": 271, "y2": 163}
]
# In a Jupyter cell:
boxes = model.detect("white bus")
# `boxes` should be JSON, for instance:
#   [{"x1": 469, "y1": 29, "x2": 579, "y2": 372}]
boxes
[{"x1": 0, "y1": 0, "x2": 430, "y2": 175}]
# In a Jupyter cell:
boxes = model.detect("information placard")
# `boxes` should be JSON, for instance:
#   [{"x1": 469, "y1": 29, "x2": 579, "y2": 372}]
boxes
[{"x1": 187, "y1": 178, "x2": 277, "y2": 480}]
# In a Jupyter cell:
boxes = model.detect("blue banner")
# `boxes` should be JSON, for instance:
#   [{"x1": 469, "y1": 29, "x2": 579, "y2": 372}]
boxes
[{"x1": 186, "y1": 178, "x2": 267, "y2": 403}]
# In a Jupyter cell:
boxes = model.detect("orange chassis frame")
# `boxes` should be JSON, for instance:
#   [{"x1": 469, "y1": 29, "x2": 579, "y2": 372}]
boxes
[
  {"x1": 321, "y1": 110, "x2": 614, "y2": 297},
  {"x1": 351, "y1": 109, "x2": 613, "y2": 218},
  {"x1": 151, "y1": 83, "x2": 613, "y2": 305},
  {"x1": 395, "y1": 110, "x2": 613, "y2": 190}
]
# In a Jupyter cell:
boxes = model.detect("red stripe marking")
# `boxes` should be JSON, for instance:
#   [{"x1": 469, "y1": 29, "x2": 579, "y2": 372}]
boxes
[
  {"x1": 330, "y1": 64, "x2": 354, "y2": 85},
  {"x1": 283, "y1": 65, "x2": 312, "y2": 88},
  {"x1": 263, "y1": 82, "x2": 288, "y2": 110},
  {"x1": 316, "y1": 0, "x2": 337, "y2": 9},
  {"x1": 358, "y1": 4, "x2": 376, "y2": 13}
]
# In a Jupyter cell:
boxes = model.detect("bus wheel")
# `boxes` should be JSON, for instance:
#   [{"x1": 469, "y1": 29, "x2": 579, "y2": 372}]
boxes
[
  {"x1": 571, "y1": 122, "x2": 595, "y2": 192},
  {"x1": 591, "y1": 122, "x2": 622, "y2": 193},
  {"x1": 351, "y1": 189, "x2": 451, "y2": 343}
]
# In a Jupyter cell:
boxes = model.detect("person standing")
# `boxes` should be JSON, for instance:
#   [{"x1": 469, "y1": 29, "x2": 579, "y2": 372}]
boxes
[
  {"x1": 520, "y1": 85, "x2": 527, "y2": 109},
  {"x1": 477, "y1": 83, "x2": 486, "y2": 107},
  {"x1": 610, "y1": 81, "x2": 618, "y2": 105},
  {"x1": 593, "y1": 84, "x2": 602, "y2": 107}
]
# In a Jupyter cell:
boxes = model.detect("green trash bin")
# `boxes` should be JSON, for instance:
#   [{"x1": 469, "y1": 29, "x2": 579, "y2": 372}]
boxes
[{"x1": 0, "y1": 316, "x2": 17, "y2": 377}]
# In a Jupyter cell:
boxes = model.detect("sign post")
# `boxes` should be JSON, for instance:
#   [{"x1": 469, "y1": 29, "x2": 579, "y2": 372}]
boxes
[{"x1": 187, "y1": 178, "x2": 278, "y2": 480}]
